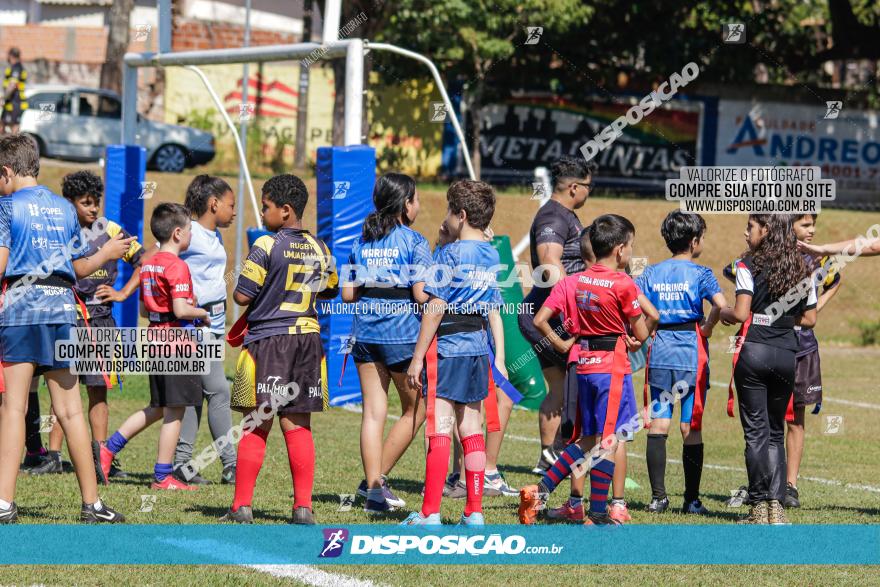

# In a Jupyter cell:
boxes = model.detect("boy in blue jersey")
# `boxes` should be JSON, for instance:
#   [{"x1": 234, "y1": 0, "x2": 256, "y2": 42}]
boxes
[
  {"x1": 402, "y1": 179, "x2": 506, "y2": 526},
  {"x1": 635, "y1": 211, "x2": 726, "y2": 514},
  {"x1": 0, "y1": 134, "x2": 131, "y2": 523}
]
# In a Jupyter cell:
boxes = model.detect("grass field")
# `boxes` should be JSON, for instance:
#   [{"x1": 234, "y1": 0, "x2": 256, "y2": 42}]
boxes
[{"x1": 6, "y1": 162, "x2": 878, "y2": 585}]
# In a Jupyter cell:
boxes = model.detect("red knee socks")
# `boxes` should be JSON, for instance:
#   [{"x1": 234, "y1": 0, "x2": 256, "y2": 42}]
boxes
[
  {"x1": 421, "y1": 434, "x2": 451, "y2": 516},
  {"x1": 461, "y1": 434, "x2": 486, "y2": 516},
  {"x1": 232, "y1": 427, "x2": 269, "y2": 511},
  {"x1": 284, "y1": 427, "x2": 315, "y2": 510}
]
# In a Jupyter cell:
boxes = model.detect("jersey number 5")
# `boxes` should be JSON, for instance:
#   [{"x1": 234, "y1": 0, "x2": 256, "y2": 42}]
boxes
[{"x1": 281, "y1": 263, "x2": 313, "y2": 313}]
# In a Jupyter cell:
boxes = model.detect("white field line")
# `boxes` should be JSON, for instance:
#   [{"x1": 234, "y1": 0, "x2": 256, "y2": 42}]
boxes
[
  {"x1": 248, "y1": 565, "x2": 387, "y2": 587},
  {"x1": 709, "y1": 379, "x2": 880, "y2": 411}
]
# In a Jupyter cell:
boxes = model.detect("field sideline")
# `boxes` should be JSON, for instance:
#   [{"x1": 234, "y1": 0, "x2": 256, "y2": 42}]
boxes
[{"x1": 5, "y1": 165, "x2": 877, "y2": 585}]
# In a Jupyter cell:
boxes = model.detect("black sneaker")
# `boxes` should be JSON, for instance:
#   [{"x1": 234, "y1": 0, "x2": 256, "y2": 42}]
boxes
[
  {"x1": 28, "y1": 452, "x2": 63, "y2": 475},
  {"x1": 80, "y1": 501, "x2": 125, "y2": 524},
  {"x1": 109, "y1": 458, "x2": 128, "y2": 479},
  {"x1": 220, "y1": 505, "x2": 253, "y2": 524},
  {"x1": 221, "y1": 466, "x2": 236, "y2": 485},
  {"x1": 584, "y1": 511, "x2": 622, "y2": 526},
  {"x1": 20, "y1": 451, "x2": 47, "y2": 471},
  {"x1": 291, "y1": 506, "x2": 315, "y2": 525},
  {"x1": 646, "y1": 496, "x2": 669, "y2": 513},
  {"x1": 356, "y1": 479, "x2": 368, "y2": 499},
  {"x1": 174, "y1": 467, "x2": 212, "y2": 486},
  {"x1": 364, "y1": 498, "x2": 394, "y2": 514},
  {"x1": 682, "y1": 498, "x2": 709, "y2": 515},
  {"x1": 0, "y1": 502, "x2": 18, "y2": 524},
  {"x1": 532, "y1": 447, "x2": 559, "y2": 474},
  {"x1": 784, "y1": 483, "x2": 800, "y2": 508}
]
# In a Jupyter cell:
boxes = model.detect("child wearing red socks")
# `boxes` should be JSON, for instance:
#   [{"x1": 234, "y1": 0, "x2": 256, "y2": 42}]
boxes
[
  {"x1": 221, "y1": 175, "x2": 338, "y2": 525},
  {"x1": 402, "y1": 180, "x2": 506, "y2": 527}
]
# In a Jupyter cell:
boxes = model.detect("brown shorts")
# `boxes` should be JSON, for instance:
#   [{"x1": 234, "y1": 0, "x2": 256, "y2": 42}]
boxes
[
  {"x1": 232, "y1": 333, "x2": 327, "y2": 415},
  {"x1": 794, "y1": 348, "x2": 822, "y2": 407}
]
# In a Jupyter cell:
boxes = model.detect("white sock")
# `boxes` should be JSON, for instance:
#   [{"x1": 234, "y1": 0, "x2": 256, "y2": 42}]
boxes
[
  {"x1": 0, "y1": 498, "x2": 11, "y2": 510},
  {"x1": 485, "y1": 469, "x2": 499, "y2": 476},
  {"x1": 92, "y1": 499, "x2": 104, "y2": 511}
]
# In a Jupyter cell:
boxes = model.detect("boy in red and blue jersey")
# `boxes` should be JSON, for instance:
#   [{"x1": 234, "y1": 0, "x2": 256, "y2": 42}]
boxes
[
  {"x1": 634, "y1": 211, "x2": 726, "y2": 514},
  {"x1": 520, "y1": 214, "x2": 655, "y2": 526},
  {"x1": 402, "y1": 180, "x2": 506, "y2": 527}
]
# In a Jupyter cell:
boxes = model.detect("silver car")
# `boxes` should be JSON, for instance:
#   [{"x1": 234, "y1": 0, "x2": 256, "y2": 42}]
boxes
[{"x1": 20, "y1": 85, "x2": 215, "y2": 173}]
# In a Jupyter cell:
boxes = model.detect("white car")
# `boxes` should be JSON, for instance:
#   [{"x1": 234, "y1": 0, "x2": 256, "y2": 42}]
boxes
[{"x1": 20, "y1": 85, "x2": 216, "y2": 173}]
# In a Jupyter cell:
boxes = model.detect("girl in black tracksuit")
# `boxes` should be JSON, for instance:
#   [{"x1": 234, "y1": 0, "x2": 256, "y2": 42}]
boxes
[{"x1": 721, "y1": 214, "x2": 817, "y2": 525}]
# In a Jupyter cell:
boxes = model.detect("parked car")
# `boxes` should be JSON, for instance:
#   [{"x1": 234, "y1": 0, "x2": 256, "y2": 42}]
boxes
[{"x1": 20, "y1": 85, "x2": 215, "y2": 173}]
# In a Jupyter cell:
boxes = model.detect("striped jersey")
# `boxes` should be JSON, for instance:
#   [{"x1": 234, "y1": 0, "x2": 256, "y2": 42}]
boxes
[{"x1": 74, "y1": 220, "x2": 143, "y2": 319}]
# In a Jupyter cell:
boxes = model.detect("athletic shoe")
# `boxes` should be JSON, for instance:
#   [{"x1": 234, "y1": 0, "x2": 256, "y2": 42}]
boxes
[
  {"x1": 291, "y1": 506, "x2": 315, "y2": 525},
  {"x1": 738, "y1": 501, "x2": 769, "y2": 524},
  {"x1": 80, "y1": 501, "x2": 125, "y2": 524},
  {"x1": 150, "y1": 475, "x2": 198, "y2": 491},
  {"x1": 784, "y1": 483, "x2": 800, "y2": 508},
  {"x1": 221, "y1": 466, "x2": 236, "y2": 485},
  {"x1": 0, "y1": 502, "x2": 18, "y2": 525},
  {"x1": 546, "y1": 500, "x2": 585, "y2": 522},
  {"x1": 532, "y1": 447, "x2": 559, "y2": 474},
  {"x1": 364, "y1": 498, "x2": 395, "y2": 514},
  {"x1": 400, "y1": 511, "x2": 442, "y2": 526},
  {"x1": 380, "y1": 477, "x2": 406, "y2": 508},
  {"x1": 443, "y1": 473, "x2": 466, "y2": 499},
  {"x1": 608, "y1": 499, "x2": 631, "y2": 522},
  {"x1": 682, "y1": 499, "x2": 709, "y2": 515},
  {"x1": 28, "y1": 454, "x2": 63, "y2": 475},
  {"x1": 109, "y1": 458, "x2": 128, "y2": 479},
  {"x1": 173, "y1": 467, "x2": 212, "y2": 486},
  {"x1": 584, "y1": 511, "x2": 622, "y2": 526},
  {"x1": 484, "y1": 471, "x2": 519, "y2": 497},
  {"x1": 518, "y1": 484, "x2": 546, "y2": 525},
  {"x1": 20, "y1": 449, "x2": 47, "y2": 471},
  {"x1": 646, "y1": 496, "x2": 670, "y2": 513},
  {"x1": 768, "y1": 500, "x2": 789, "y2": 525},
  {"x1": 92, "y1": 440, "x2": 113, "y2": 486},
  {"x1": 458, "y1": 512, "x2": 485, "y2": 526},
  {"x1": 220, "y1": 505, "x2": 253, "y2": 524}
]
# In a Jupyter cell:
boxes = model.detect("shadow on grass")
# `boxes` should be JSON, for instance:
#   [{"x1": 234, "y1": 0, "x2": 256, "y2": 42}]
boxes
[{"x1": 184, "y1": 503, "x2": 290, "y2": 523}]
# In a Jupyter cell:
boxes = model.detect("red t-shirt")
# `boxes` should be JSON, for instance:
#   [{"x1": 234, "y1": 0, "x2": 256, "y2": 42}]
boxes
[
  {"x1": 140, "y1": 251, "x2": 194, "y2": 325},
  {"x1": 543, "y1": 264, "x2": 642, "y2": 373}
]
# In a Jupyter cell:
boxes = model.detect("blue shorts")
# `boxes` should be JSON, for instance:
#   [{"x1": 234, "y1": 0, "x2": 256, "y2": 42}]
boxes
[
  {"x1": 577, "y1": 372, "x2": 637, "y2": 439},
  {"x1": 351, "y1": 342, "x2": 413, "y2": 372},
  {"x1": 0, "y1": 323, "x2": 72, "y2": 375},
  {"x1": 648, "y1": 368, "x2": 706, "y2": 424},
  {"x1": 422, "y1": 354, "x2": 489, "y2": 404}
]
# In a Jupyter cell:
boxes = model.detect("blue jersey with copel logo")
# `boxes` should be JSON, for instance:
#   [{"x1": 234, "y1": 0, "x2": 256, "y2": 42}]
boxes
[
  {"x1": 424, "y1": 240, "x2": 502, "y2": 358},
  {"x1": 0, "y1": 185, "x2": 84, "y2": 326},
  {"x1": 347, "y1": 225, "x2": 432, "y2": 344},
  {"x1": 635, "y1": 259, "x2": 720, "y2": 370}
]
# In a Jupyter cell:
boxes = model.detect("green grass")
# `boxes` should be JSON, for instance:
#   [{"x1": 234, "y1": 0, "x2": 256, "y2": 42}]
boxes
[{"x1": 1, "y1": 341, "x2": 879, "y2": 585}]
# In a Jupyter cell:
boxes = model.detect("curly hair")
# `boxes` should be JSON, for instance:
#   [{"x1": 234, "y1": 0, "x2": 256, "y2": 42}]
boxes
[
  {"x1": 62, "y1": 170, "x2": 103, "y2": 202},
  {"x1": 262, "y1": 174, "x2": 308, "y2": 219},
  {"x1": 745, "y1": 214, "x2": 809, "y2": 298},
  {"x1": 447, "y1": 179, "x2": 495, "y2": 231}
]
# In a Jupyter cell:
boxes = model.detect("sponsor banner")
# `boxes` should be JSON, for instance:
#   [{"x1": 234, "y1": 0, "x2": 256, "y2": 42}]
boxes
[
  {"x1": 0, "y1": 525, "x2": 876, "y2": 564},
  {"x1": 716, "y1": 99, "x2": 880, "y2": 205},
  {"x1": 475, "y1": 97, "x2": 705, "y2": 189}
]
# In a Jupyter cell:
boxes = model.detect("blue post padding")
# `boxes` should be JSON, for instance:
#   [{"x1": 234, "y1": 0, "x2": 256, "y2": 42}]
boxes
[
  {"x1": 316, "y1": 145, "x2": 376, "y2": 405},
  {"x1": 104, "y1": 145, "x2": 146, "y2": 328},
  {"x1": 247, "y1": 227, "x2": 273, "y2": 248}
]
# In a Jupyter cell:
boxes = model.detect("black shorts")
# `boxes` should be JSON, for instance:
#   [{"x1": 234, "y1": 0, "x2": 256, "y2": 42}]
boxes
[
  {"x1": 1, "y1": 106, "x2": 23, "y2": 126},
  {"x1": 77, "y1": 315, "x2": 121, "y2": 387},
  {"x1": 517, "y1": 309, "x2": 568, "y2": 370},
  {"x1": 232, "y1": 333, "x2": 327, "y2": 415},
  {"x1": 793, "y1": 348, "x2": 822, "y2": 407},
  {"x1": 149, "y1": 373, "x2": 202, "y2": 408}
]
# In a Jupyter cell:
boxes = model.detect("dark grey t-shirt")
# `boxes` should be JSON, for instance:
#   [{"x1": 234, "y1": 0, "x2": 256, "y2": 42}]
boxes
[{"x1": 527, "y1": 199, "x2": 585, "y2": 305}]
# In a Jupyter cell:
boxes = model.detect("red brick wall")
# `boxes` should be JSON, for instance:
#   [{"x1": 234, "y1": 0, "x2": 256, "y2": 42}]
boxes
[{"x1": 172, "y1": 21, "x2": 297, "y2": 52}]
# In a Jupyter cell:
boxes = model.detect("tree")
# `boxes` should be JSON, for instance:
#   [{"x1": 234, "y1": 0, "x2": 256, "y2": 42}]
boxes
[{"x1": 100, "y1": 0, "x2": 134, "y2": 93}]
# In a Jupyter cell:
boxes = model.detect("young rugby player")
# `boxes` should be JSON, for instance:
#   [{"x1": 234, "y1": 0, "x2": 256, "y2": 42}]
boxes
[
  {"x1": 721, "y1": 214, "x2": 817, "y2": 524},
  {"x1": 27, "y1": 170, "x2": 146, "y2": 479},
  {"x1": 223, "y1": 174, "x2": 338, "y2": 525},
  {"x1": 94, "y1": 203, "x2": 207, "y2": 490},
  {"x1": 173, "y1": 175, "x2": 238, "y2": 486},
  {"x1": 635, "y1": 211, "x2": 725, "y2": 514},
  {"x1": 0, "y1": 134, "x2": 130, "y2": 523},
  {"x1": 343, "y1": 173, "x2": 429, "y2": 513},
  {"x1": 519, "y1": 214, "x2": 656, "y2": 526},
  {"x1": 402, "y1": 180, "x2": 506, "y2": 526},
  {"x1": 786, "y1": 214, "x2": 840, "y2": 508}
]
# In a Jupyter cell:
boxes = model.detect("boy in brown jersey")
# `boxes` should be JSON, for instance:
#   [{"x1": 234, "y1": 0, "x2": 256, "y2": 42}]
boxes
[{"x1": 223, "y1": 174, "x2": 338, "y2": 525}]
